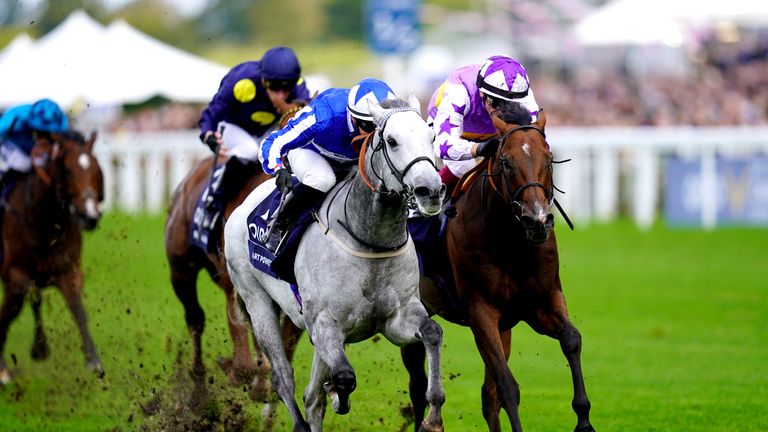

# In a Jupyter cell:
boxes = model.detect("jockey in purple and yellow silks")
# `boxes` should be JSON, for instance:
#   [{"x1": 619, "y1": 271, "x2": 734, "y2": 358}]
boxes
[
  {"x1": 198, "y1": 46, "x2": 310, "y2": 208},
  {"x1": 427, "y1": 55, "x2": 540, "y2": 190}
]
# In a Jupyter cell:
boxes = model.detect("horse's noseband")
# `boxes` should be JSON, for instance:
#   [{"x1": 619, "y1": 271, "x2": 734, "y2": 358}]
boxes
[{"x1": 370, "y1": 108, "x2": 438, "y2": 208}]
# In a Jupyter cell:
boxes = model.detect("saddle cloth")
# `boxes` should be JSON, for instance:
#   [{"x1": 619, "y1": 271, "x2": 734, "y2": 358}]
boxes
[
  {"x1": 189, "y1": 163, "x2": 226, "y2": 253},
  {"x1": 246, "y1": 182, "x2": 314, "y2": 288}
]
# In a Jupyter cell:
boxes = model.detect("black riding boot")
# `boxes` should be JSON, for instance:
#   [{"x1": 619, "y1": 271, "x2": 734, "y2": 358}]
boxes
[
  {"x1": 265, "y1": 183, "x2": 326, "y2": 253},
  {"x1": 205, "y1": 157, "x2": 252, "y2": 212}
]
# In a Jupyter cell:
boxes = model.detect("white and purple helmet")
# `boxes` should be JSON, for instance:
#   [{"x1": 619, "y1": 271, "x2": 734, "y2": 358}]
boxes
[{"x1": 476, "y1": 55, "x2": 530, "y2": 101}]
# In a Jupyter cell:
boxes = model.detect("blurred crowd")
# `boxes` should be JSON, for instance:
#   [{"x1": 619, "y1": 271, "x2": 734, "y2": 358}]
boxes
[
  {"x1": 536, "y1": 34, "x2": 768, "y2": 126},
  {"x1": 108, "y1": 34, "x2": 768, "y2": 131}
]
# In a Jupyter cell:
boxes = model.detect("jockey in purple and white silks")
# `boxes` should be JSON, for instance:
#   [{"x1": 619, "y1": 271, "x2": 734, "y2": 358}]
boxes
[
  {"x1": 427, "y1": 55, "x2": 540, "y2": 189},
  {"x1": 259, "y1": 78, "x2": 397, "y2": 252}
]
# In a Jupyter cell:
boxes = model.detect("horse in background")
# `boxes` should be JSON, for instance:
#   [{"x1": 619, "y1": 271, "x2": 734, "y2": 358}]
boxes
[
  {"x1": 164, "y1": 108, "x2": 306, "y2": 395},
  {"x1": 0, "y1": 130, "x2": 105, "y2": 384},
  {"x1": 403, "y1": 105, "x2": 595, "y2": 432},
  {"x1": 225, "y1": 97, "x2": 447, "y2": 432}
]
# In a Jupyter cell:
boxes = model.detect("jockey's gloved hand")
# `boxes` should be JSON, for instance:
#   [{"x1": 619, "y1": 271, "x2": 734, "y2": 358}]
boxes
[
  {"x1": 275, "y1": 168, "x2": 292, "y2": 193},
  {"x1": 475, "y1": 137, "x2": 500, "y2": 158},
  {"x1": 203, "y1": 132, "x2": 218, "y2": 153}
]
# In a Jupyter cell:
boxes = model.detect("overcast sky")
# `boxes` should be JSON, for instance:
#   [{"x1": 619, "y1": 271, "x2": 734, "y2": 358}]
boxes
[{"x1": 18, "y1": 0, "x2": 209, "y2": 17}]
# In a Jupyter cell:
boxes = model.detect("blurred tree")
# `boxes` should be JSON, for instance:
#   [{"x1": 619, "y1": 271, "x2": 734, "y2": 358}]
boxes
[
  {"x1": 323, "y1": 0, "x2": 363, "y2": 41},
  {"x1": 197, "y1": 0, "x2": 255, "y2": 43},
  {"x1": 33, "y1": 0, "x2": 107, "y2": 34},
  {"x1": 113, "y1": 0, "x2": 199, "y2": 52},
  {"x1": 0, "y1": 0, "x2": 25, "y2": 26}
]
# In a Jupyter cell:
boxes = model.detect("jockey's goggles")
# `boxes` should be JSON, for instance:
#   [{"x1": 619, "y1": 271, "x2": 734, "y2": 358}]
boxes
[{"x1": 264, "y1": 79, "x2": 297, "y2": 92}]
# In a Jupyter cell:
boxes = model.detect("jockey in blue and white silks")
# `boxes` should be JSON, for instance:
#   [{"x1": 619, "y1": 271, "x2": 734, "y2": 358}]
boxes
[
  {"x1": 259, "y1": 78, "x2": 397, "y2": 252},
  {"x1": 427, "y1": 55, "x2": 540, "y2": 189},
  {"x1": 0, "y1": 98, "x2": 69, "y2": 182}
]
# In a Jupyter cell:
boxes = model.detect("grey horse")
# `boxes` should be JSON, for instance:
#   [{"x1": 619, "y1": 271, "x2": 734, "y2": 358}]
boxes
[{"x1": 225, "y1": 97, "x2": 447, "y2": 432}]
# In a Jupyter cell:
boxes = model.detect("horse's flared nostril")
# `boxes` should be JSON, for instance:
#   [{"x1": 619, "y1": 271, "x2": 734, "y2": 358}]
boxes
[{"x1": 414, "y1": 186, "x2": 430, "y2": 198}]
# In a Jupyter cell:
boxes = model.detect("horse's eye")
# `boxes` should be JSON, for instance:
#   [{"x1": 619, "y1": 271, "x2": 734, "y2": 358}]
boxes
[{"x1": 387, "y1": 136, "x2": 397, "y2": 147}]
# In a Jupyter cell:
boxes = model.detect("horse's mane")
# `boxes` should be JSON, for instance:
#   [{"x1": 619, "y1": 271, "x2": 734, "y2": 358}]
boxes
[
  {"x1": 379, "y1": 98, "x2": 411, "y2": 110},
  {"x1": 57, "y1": 129, "x2": 85, "y2": 144},
  {"x1": 494, "y1": 101, "x2": 532, "y2": 125}
]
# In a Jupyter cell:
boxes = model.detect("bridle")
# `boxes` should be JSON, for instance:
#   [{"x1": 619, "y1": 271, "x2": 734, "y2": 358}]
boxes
[
  {"x1": 358, "y1": 108, "x2": 438, "y2": 209},
  {"x1": 330, "y1": 107, "x2": 439, "y2": 252},
  {"x1": 485, "y1": 124, "x2": 574, "y2": 230}
]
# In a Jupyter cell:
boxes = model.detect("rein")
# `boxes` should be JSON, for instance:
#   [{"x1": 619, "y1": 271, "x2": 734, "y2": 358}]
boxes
[
  {"x1": 483, "y1": 124, "x2": 574, "y2": 230},
  {"x1": 326, "y1": 107, "x2": 437, "y2": 254}
]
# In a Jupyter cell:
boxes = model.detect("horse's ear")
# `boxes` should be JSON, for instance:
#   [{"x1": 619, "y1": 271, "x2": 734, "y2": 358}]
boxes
[
  {"x1": 407, "y1": 94, "x2": 421, "y2": 116},
  {"x1": 491, "y1": 112, "x2": 510, "y2": 133},
  {"x1": 368, "y1": 100, "x2": 385, "y2": 124},
  {"x1": 86, "y1": 130, "x2": 98, "y2": 153},
  {"x1": 535, "y1": 109, "x2": 546, "y2": 130}
]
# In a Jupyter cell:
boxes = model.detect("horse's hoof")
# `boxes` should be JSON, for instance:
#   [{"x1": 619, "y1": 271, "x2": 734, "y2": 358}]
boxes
[
  {"x1": 0, "y1": 368, "x2": 11, "y2": 385},
  {"x1": 418, "y1": 420, "x2": 444, "y2": 432},
  {"x1": 324, "y1": 382, "x2": 351, "y2": 415},
  {"x1": 248, "y1": 375, "x2": 273, "y2": 402},
  {"x1": 575, "y1": 425, "x2": 596, "y2": 432},
  {"x1": 87, "y1": 360, "x2": 105, "y2": 378}
]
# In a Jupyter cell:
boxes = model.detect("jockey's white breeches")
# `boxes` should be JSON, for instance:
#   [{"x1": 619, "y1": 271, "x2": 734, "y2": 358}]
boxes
[
  {"x1": 218, "y1": 121, "x2": 276, "y2": 163},
  {"x1": 286, "y1": 147, "x2": 336, "y2": 193},
  {"x1": 0, "y1": 143, "x2": 32, "y2": 173},
  {"x1": 443, "y1": 158, "x2": 479, "y2": 178}
]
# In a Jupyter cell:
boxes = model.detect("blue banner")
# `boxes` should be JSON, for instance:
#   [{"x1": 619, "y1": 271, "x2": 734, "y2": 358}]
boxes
[
  {"x1": 664, "y1": 155, "x2": 768, "y2": 226},
  {"x1": 366, "y1": 0, "x2": 421, "y2": 55}
]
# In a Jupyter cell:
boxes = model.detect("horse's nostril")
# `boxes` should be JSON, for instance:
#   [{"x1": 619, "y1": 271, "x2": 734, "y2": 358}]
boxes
[
  {"x1": 546, "y1": 213, "x2": 555, "y2": 226},
  {"x1": 413, "y1": 186, "x2": 430, "y2": 197},
  {"x1": 520, "y1": 215, "x2": 536, "y2": 229}
]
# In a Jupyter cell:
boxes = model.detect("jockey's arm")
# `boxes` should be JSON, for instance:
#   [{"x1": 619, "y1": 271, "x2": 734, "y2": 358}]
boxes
[
  {"x1": 431, "y1": 93, "x2": 476, "y2": 162},
  {"x1": 261, "y1": 107, "x2": 318, "y2": 175}
]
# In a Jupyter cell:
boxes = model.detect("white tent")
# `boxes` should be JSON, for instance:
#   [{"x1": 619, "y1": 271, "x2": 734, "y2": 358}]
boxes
[
  {"x1": 571, "y1": 0, "x2": 685, "y2": 46},
  {"x1": 572, "y1": 0, "x2": 768, "y2": 47},
  {"x1": 0, "y1": 33, "x2": 34, "y2": 67},
  {"x1": 0, "y1": 9, "x2": 227, "y2": 108}
]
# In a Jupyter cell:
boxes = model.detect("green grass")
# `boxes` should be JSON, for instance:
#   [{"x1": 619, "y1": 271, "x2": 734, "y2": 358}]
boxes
[{"x1": 0, "y1": 214, "x2": 766, "y2": 431}]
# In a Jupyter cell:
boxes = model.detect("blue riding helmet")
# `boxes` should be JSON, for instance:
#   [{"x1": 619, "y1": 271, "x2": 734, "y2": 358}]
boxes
[
  {"x1": 260, "y1": 46, "x2": 301, "y2": 81},
  {"x1": 346, "y1": 78, "x2": 396, "y2": 122},
  {"x1": 27, "y1": 98, "x2": 69, "y2": 132}
]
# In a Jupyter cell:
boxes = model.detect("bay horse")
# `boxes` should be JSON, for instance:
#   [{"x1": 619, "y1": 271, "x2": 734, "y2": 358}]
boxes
[
  {"x1": 224, "y1": 97, "x2": 447, "y2": 431},
  {"x1": 403, "y1": 104, "x2": 595, "y2": 432},
  {"x1": 0, "y1": 130, "x2": 104, "y2": 384},
  {"x1": 164, "y1": 109, "x2": 306, "y2": 392}
]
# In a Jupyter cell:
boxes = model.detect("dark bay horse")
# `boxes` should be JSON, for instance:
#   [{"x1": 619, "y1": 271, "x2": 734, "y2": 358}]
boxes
[
  {"x1": 403, "y1": 106, "x2": 594, "y2": 432},
  {"x1": 165, "y1": 155, "x2": 271, "y2": 386},
  {"x1": 164, "y1": 109, "x2": 307, "y2": 392},
  {"x1": 0, "y1": 130, "x2": 104, "y2": 384}
]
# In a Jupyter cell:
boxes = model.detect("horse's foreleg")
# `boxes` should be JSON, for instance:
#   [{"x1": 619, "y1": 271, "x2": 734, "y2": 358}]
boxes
[
  {"x1": 309, "y1": 312, "x2": 356, "y2": 416},
  {"x1": 481, "y1": 329, "x2": 511, "y2": 432},
  {"x1": 469, "y1": 303, "x2": 522, "y2": 432},
  {"x1": 304, "y1": 350, "x2": 331, "y2": 430},
  {"x1": 29, "y1": 286, "x2": 49, "y2": 360},
  {"x1": 238, "y1": 283, "x2": 309, "y2": 431},
  {"x1": 384, "y1": 301, "x2": 445, "y2": 432},
  {"x1": 401, "y1": 343, "x2": 428, "y2": 431},
  {"x1": 170, "y1": 263, "x2": 207, "y2": 381},
  {"x1": 531, "y1": 292, "x2": 594, "y2": 432},
  {"x1": 0, "y1": 274, "x2": 30, "y2": 384},
  {"x1": 57, "y1": 269, "x2": 103, "y2": 377}
]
